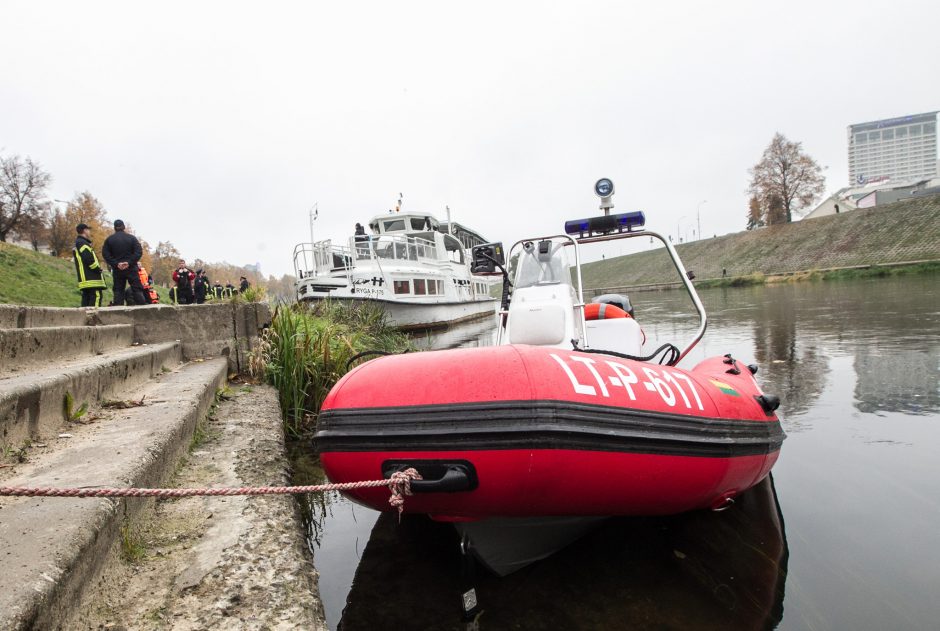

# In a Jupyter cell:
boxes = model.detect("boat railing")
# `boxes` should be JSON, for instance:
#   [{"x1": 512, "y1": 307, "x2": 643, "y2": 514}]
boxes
[
  {"x1": 573, "y1": 229, "x2": 707, "y2": 364},
  {"x1": 293, "y1": 240, "x2": 353, "y2": 279},
  {"x1": 497, "y1": 229, "x2": 707, "y2": 364},
  {"x1": 351, "y1": 234, "x2": 438, "y2": 264}
]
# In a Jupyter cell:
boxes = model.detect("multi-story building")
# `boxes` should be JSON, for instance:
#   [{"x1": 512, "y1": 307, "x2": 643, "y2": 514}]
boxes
[{"x1": 847, "y1": 111, "x2": 937, "y2": 186}]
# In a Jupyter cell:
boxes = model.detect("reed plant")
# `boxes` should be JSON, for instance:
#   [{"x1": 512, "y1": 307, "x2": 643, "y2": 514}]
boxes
[{"x1": 250, "y1": 300, "x2": 413, "y2": 437}]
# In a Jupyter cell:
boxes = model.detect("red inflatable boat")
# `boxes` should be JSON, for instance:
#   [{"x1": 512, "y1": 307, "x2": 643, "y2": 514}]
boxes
[
  {"x1": 318, "y1": 346, "x2": 783, "y2": 518},
  {"x1": 316, "y1": 180, "x2": 784, "y2": 576}
]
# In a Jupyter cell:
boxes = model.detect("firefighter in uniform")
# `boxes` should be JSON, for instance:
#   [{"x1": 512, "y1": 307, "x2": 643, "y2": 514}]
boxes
[
  {"x1": 102, "y1": 219, "x2": 146, "y2": 306},
  {"x1": 73, "y1": 223, "x2": 107, "y2": 307}
]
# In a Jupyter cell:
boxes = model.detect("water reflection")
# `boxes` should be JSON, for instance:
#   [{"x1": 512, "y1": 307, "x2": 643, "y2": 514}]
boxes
[
  {"x1": 339, "y1": 476, "x2": 787, "y2": 630},
  {"x1": 407, "y1": 316, "x2": 497, "y2": 350},
  {"x1": 301, "y1": 276, "x2": 940, "y2": 630},
  {"x1": 854, "y1": 347, "x2": 940, "y2": 415}
]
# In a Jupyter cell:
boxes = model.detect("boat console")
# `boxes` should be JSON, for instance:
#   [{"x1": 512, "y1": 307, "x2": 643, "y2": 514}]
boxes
[{"x1": 471, "y1": 178, "x2": 708, "y2": 364}]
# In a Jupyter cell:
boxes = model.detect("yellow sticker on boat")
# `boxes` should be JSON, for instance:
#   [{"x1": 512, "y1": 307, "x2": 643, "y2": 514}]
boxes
[{"x1": 709, "y1": 379, "x2": 740, "y2": 397}]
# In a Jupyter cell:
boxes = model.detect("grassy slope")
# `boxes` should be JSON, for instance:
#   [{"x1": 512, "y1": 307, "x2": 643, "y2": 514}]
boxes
[
  {"x1": 580, "y1": 194, "x2": 940, "y2": 290},
  {"x1": 0, "y1": 242, "x2": 169, "y2": 307}
]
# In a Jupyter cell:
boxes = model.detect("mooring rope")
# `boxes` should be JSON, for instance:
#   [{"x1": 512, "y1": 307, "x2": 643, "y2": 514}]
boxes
[{"x1": 0, "y1": 468, "x2": 422, "y2": 514}]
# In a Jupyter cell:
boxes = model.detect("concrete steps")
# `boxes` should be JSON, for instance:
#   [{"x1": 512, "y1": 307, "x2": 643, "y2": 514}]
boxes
[
  {"x1": 0, "y1": 301, "x2": 272, "y2": 630},
  {"x1": 0, "y1": 357, "x2": 228, "y2": 630},
  {"x1": 0, "y1": 341, "x2": 182, "y2": 448},
  {"x1": 0, "y1": 324, "x2": 135, "y2": 375},
  {"x1": 0, "y1": 305, "x2": 90, "y2": 329}
]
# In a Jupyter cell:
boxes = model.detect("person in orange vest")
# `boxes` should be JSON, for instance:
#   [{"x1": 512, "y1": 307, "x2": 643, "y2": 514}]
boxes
[{"x1": 136, "y1": 263, "x2": 159, "y2": 304}]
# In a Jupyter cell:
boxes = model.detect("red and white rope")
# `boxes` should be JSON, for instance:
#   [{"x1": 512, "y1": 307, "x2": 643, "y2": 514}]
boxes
[{"x1": 0, "y1": 468, "x2": 422, "y2": 513}]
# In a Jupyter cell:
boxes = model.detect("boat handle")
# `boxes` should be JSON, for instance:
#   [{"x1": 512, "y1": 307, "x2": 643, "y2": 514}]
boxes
[
  {"x1": 382, "y1": 460, "x2": 478, "y2": 493},
  {"x1": 410, "y1": 466, "x2": 473, "y2": 493}
]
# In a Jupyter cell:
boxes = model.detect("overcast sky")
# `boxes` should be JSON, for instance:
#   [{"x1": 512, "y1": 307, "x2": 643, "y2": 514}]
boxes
[{"x1": 2, "y1": 1, "x2": 937, "y2": 275}]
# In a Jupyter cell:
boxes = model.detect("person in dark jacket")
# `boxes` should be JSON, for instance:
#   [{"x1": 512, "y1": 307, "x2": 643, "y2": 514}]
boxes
[
  {"x1": 239, "y1": 276, "x2": 250, "y2": 293},
  {"x1": 212, "y1": 281, "x2": 225, "y2": 300},
  {"x1": 224, "y1": 282, "x2": 236, "y2": 298},
  {"x1": 73, "y1": 223, "x2": 107, "y2": 307},
  {"x1": 172, "y1": 259, "x2": 196, "y2": 305},
  {"x1": 101, "y1": 219, "x2": 146, "y2": 306},
  {"x1": 194, "y1": 269, "x2": 209, "y2": 304}
]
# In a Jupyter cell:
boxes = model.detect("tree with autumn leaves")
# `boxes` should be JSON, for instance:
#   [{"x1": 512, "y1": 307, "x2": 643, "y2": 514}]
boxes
[{"x1": 747, "y1": 133, "x2": 826, "y2": 228}]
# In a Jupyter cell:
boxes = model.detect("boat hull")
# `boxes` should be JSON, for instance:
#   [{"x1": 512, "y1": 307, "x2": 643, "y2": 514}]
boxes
[
  {"x1": 320, "y1": 447, "x2": 778, "y2": 518},
  {"x1": 316, "y1": 345, "x2": 784, "y2": 519},
  {"x1": 299, "y1": 294, "x2": 498, "y2": 330}
]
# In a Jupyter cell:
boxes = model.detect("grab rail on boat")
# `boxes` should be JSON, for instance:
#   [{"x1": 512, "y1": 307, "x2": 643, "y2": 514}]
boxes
[
  {"x1": 496, "y1": 230, "x2": 707, "y2": 364},
  {"x1": 575, "y1": 229, "x2": 707, "y2": 364}
]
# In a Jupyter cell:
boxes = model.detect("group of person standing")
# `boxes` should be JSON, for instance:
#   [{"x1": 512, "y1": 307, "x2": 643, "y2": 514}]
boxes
[
  {"x1": 167, "y1": 262, "x2": 248, "y2": 304},
  {"x1": 72, "y1": 220, "x2": 250, "y2": 308}
]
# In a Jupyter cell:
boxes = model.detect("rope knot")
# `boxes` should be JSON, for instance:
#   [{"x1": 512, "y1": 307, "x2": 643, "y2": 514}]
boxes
[{"x1": 387, "y1": 467, "x2": 422, "y2": 517}]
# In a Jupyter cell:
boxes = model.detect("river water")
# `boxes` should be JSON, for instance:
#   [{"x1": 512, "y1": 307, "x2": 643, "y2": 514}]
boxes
[{"x1": 297, "y1": 276, "x2": 940, "y2": 630}]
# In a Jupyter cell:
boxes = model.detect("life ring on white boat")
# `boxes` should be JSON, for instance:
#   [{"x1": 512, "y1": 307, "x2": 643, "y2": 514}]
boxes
[{"x1": 584, "y1": 303, "x2": 630, "y2": 320}]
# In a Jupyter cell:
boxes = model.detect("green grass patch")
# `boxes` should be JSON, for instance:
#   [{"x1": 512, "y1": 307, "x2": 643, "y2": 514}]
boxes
[
  {"x1": 819, "y1": 261, "x2": 940, "y2": 281},
  {"x1": 694, "y1": 272, "x2": 767, "y2": 289},
  {"x1": 251, "y1": 301, "x2": 413, "y2": 437},
  {"x1": 0, "y1": 241, "x2": 172, "y2": 307},
  {"x1": 119, "y1": 520, "x2": 147, "y2": 563}
]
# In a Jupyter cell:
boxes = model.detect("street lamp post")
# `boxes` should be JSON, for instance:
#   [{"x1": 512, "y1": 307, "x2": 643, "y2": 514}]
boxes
[
  {"x1": 696, "y1": 200, "x2": 707, "y2": 241},
  {"x1": 677, "y1": 215, "x2": 687, "y2": 244}
]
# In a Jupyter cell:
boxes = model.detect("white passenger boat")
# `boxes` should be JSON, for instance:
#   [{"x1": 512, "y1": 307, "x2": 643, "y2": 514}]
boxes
[{"x1": 293, "y1": 211, "x2": 500, "y2": 329}]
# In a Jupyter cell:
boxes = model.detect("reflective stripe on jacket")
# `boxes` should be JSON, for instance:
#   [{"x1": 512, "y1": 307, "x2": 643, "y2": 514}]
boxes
[{"x1": 73, "y1": 237, "x2": 107, "y2": 290}]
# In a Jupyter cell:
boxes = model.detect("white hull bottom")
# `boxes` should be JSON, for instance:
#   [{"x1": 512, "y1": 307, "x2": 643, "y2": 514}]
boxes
[
  {"x1": 301, "y1": 296, "x2": 498, "y2": 330},
  {"x1": 455, "y1": 517, "x2": 607, "y2": 576}
]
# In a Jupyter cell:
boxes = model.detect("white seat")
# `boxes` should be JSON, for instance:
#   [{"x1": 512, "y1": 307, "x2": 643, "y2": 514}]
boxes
[{"x1": 584, "y1": 318, "x2": 644, "y2": 356}]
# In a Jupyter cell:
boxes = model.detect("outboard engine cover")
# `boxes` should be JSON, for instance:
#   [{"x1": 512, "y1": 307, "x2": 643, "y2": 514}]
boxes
[{"x1": 592, "y1": 293, "x2": 634, "y2": 318}]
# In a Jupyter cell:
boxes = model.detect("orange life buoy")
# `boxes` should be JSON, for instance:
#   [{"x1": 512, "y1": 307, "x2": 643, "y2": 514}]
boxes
[{"x1": 584, "y1": 303, "x2": 630, "y2": 320}]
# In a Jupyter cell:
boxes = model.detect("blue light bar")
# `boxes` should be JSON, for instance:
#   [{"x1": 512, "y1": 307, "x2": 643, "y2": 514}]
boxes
[{"x1": 564, "y1": 211, "x2": 646, "y2": 236}]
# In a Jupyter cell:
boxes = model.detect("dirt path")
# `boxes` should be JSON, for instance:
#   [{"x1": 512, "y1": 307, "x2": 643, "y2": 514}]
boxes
[{"x1": 71, "y1": 383, "x2": 327, "y2": 630}]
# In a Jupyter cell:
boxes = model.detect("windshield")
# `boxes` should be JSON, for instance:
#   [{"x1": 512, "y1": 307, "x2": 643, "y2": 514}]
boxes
[{"x1": 513, "y1": 239, "x2": 572, "y2": 289}]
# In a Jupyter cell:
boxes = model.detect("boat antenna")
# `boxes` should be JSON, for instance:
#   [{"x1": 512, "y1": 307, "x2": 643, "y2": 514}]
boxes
[
  {"x1": 446, "y1": 205, "x2": 453, "y2": 235},
  {"x1": 309, "y1": 203, "x2": 318, "y2": 244},
  {"x1": 395, "y1": 192, "x2": 403, "y2": 213}
]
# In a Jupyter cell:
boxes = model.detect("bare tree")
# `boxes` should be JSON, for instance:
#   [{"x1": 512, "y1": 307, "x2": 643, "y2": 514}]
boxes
[
  {"x1": 747, "y1": 133, "x2": 825, "y2": 225},
  {"x1": 12, "y1": 202, "x2": 51, "y2": 250},
  {"x1": 0, "y1": 155, "x2": 53, "y2": 242}
]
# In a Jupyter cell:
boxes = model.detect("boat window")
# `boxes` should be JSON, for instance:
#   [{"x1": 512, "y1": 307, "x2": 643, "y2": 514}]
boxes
[
  {"x1": 393, "y1": 280, "x2": 410, "y2": 294},
  {"x1": 443, "y1": 235, "x2": 465, "y2": 264},
  {"x1": 410, "y1": 217, "x2": 434, "y2": 230},
  {"x1": 414, "y1": 278, "x2": 427, "y2": 295},
  {"x1": 384, "y1": 219, "x2": 406, "y2": 232},
  {"x1": 427, "y1": 279, "x2": 438, "y2": 295}
]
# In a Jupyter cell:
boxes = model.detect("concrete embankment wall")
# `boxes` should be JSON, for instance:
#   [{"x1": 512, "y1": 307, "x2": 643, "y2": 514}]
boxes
[
  {"x1": 0, "y1": 300, "x2": 328, "y2": 630},
  {"x1": 0, "y1": 301, "x2": 270, "y2": 373},
  {"x1": 580, "y1": 194, "x2": 940, "y2": 291}
]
